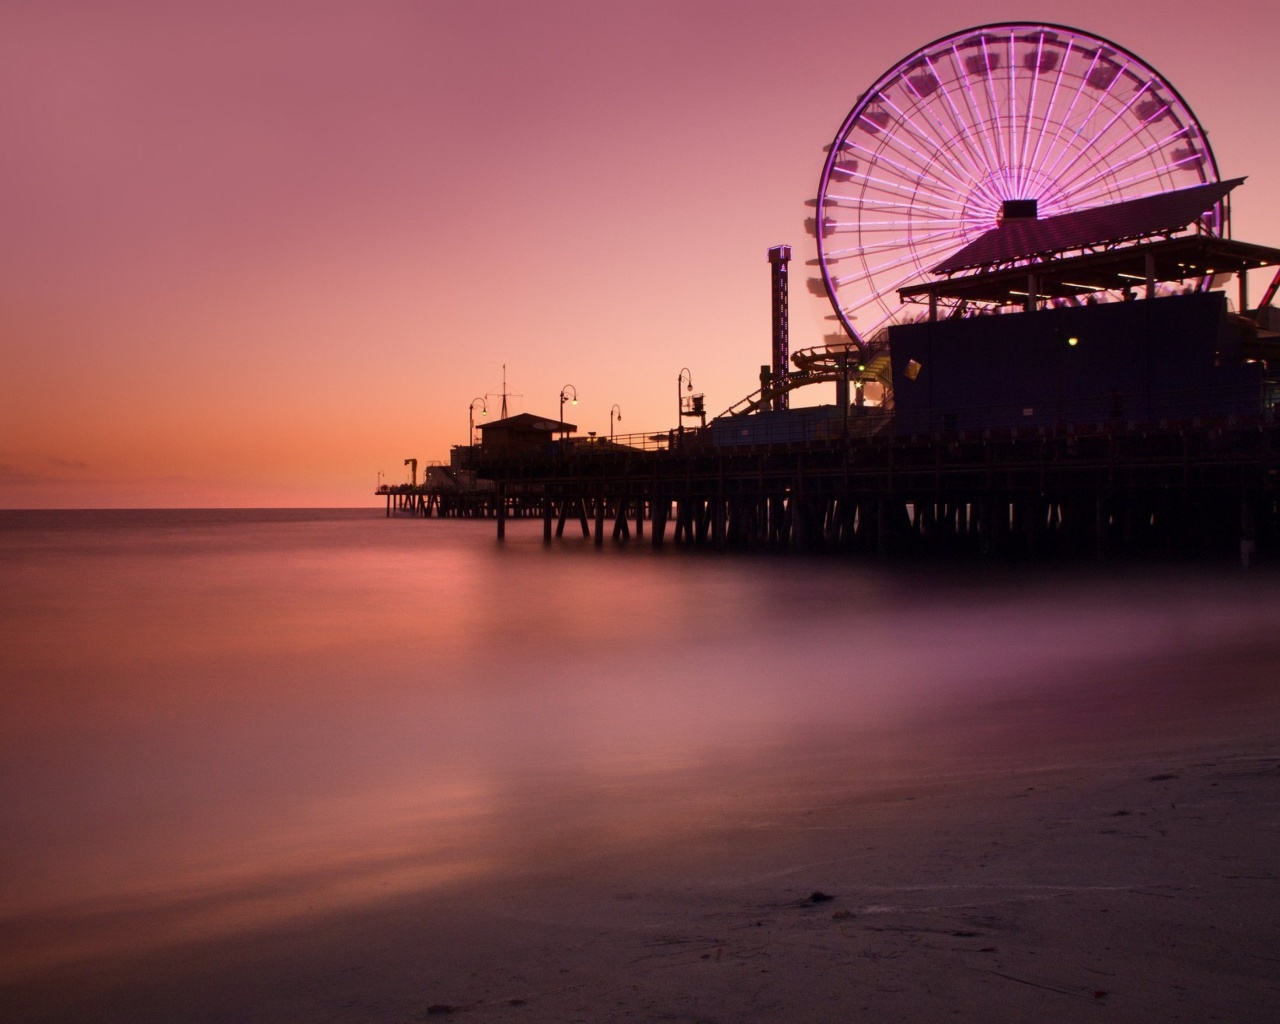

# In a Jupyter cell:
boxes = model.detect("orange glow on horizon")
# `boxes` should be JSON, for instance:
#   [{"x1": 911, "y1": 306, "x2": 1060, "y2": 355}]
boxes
[{"x1": 3, "y1": 2, "x2": 1277, "y2": 508}]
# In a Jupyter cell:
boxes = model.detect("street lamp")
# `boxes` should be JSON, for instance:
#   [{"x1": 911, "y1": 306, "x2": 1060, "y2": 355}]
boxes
[
  {"x1": 469, "y1": 397, "x2": 487, "y2": 446},
  {"x1": 610, "y1": 403, "x2": 622, "y2": 440},
  {"x1": 377, "y1": 469, "x2": 384, "y2": 490},
  {"x1": 559, "y1": 384, "x2": 578, "y2": 439},
  {"x1": 677, "y1": 367, "x2": 693, "y2": 434}
]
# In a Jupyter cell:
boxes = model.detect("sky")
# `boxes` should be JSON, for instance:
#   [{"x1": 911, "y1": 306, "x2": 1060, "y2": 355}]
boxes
[{"x1": 3, "y1": 0, "x2": 1278, "y2": 508}]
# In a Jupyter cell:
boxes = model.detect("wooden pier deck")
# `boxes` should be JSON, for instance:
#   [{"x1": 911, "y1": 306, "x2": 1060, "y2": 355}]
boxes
[{"x1": 464, "y1": 418, "x2": 1280, "y2": 562}]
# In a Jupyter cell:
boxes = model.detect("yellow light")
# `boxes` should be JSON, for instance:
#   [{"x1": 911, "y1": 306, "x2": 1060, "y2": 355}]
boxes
[{"x1": 1068, "y1": 337, "x2": 1079, "y2": 346}]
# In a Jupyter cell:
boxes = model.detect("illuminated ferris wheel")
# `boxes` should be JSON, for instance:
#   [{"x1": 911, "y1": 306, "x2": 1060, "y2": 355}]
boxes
[{"x1": 812, "y1": 23, "x2": 1221, "y2": 343}]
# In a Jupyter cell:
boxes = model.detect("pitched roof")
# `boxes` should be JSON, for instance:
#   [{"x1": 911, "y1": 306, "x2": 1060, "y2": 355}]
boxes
[
  {"x1": 933, "y1": 178, "x2": 1245, "y2": 275},
  {"x1": 477, "y1": 412, "x2": 576, "y2": 433}
]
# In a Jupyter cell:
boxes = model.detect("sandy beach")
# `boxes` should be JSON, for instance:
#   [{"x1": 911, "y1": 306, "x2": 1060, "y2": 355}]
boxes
[{"x1": 4, "y1": 629, "x2": 1278, "y2": 1024}]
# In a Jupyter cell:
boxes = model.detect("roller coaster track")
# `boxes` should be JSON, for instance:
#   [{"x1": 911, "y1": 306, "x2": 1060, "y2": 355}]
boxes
[{"x1": 716, "y1": 333, "x2": 894, "y2": 419}]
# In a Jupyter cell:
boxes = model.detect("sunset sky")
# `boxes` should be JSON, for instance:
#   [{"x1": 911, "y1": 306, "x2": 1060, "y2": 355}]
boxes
[{"x1": 4, "y1": 0, "x2": 1278, "y2": 508}]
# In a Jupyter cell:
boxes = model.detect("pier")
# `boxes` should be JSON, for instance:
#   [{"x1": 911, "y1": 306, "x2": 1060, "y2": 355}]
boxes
[
  {"x1": 461, "y1": 415, "x2": 1280, "y2": 562},
  {"x1": 380, "y1": 24, "x2": 1280, "y2": 567}
]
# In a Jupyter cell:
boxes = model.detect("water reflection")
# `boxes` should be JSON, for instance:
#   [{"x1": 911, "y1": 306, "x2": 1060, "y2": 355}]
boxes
[{"x1": 1, "y1": 511, "x2": 1277, "y2": 977}]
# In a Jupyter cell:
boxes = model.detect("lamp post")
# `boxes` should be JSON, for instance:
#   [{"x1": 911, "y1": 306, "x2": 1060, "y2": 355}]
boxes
[
  {"x1": 677, "y1": 367, "x2": 693, "y2": 435},
  {"x1": 469, "y1": 397, "x2": 487, "y2": 446},
  {"x1": 559, "y1": 385, "x2": 578, "y2": 439},
  {"x1": 377, "y1": 470, "x2": 384, "y2": 491},
  {"x1": 610, "y1": 403, "x2": 622, "y2": 440}
]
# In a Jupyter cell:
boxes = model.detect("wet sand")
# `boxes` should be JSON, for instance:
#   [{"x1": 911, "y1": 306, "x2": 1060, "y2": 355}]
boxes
[{"x1": 4, "y1": 638, "x2": 1279, "y2": 1023}]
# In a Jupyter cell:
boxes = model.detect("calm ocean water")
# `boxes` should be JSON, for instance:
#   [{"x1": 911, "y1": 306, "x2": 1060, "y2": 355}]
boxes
[{"x1": 2, "y1": 508, "x2": 1277, "y2": 976}]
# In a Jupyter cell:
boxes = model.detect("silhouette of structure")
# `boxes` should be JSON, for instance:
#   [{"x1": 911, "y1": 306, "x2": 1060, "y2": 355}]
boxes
[{"x1": 391, "y1": 23, "x2": 1280, "y2": 562}]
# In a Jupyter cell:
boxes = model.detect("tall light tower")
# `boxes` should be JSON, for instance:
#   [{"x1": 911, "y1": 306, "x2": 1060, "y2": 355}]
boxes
[{"x1": 767, "y1": 244, "x2": 791, "y2": 411}]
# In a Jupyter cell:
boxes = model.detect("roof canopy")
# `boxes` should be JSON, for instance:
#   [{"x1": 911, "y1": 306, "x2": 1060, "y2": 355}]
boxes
[
  {"x1": 901, "y1": 234, "x2": 1280, "y2": 306},
  {"x1": 933, "y1": 178, "x2": 1245, "y2": 275}
]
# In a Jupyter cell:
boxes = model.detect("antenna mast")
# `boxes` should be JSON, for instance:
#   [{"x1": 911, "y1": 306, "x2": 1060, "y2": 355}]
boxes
[{"x1": 486, "y1": 365, "x2": 521, "y2": 420}]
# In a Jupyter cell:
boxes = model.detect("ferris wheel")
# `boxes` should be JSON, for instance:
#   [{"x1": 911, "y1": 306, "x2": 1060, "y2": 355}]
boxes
[{"x1": 812, "y1": 23, "x2": 1221, "y2": 344}]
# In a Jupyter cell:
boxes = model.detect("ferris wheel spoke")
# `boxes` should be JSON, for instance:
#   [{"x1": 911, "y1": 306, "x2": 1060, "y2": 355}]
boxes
[
  {"x1": 1034, "y1": 49, "x2": 1112, "y2": 189},
  {"x1": 878, "y1": 90, "x2": 983, "y2": 193},
  {"x1": 1052, "y1": 122, "x2": 1192, "y2": 204},
  {"x1": 820, "y1": 214, "x2": 985, "y2": 260},
  {"x1": 975, "y1": 35, "x2": 1010, "y2": 176},
  {"x1": 1045, "y1": 76, "x2": 1154, "y2": 189},
  {"x1": 845, "y1": 217, "x2": 974, "y2": 231},
  {"x1": 946, "y1": 44, "x2": 1006, "y2": 185},
  {"x1": 824, "y1": 195, "x2": 968, "y2": 220},
  {"x1": 1039, "y1": 56, "x2": 1138, "y2": 186},
  {"x1": 1023, "y1": 38, "x2": 1076, "y2": 192},
  {"x1": 895, "y1": 74, "x2": 989, "y2": 185},
  {"x1": 1014, "y1": 34, "x2": 1041, "y2": 195},
  {"x1": 1003, "y1": 32, "x2": 1017, "y2": 186},
  {"x1": 901, "y1": 61, "x2": 1008, "y2": 189},
  {"x1": 1062, "y1": 147, "x2": 1199, "y2": 208},
  {"x1": 828, "y1": 159, "x2": 975, "y2": 210},
  {"x1": 1014, "y1": 32, "x2": 1062, "y2": 197},
  {"x1": 841, "y1": 236, "x2": 974, "y2": 297},
  {"x1": 1056, "y1": 108, "x2": 1190, "y2": 197},
  {"x1": 1057, "y1": 138, "x2": 1193, "y2": 207},
  {"x1": 918, "y1": 54, "x2": 1003, "y2": 186},
  {"x1": 830, "y1": 228, "x2": 971, "y2": 268},
  {"x1": 846, "y1": 243, "x2": 963, "y2": 292},
  {"x1": 843, "y1": 135, "x2": 976, "y2": 206}
]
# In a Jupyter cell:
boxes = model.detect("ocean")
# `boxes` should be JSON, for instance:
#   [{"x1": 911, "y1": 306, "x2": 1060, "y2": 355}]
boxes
[{"x1": 2, "y1": 508, "x2": 1277, "y2": 980}]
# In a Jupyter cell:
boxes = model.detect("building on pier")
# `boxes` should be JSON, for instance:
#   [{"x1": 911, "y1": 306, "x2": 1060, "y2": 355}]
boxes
[{"x1": 476, "y1": 412, "x2": 576, "y2": 455}]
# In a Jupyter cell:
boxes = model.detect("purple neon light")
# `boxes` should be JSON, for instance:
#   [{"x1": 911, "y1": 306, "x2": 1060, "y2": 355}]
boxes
[
  {"x1": 876, "y1": 91, "x2": 984, "y2": 192},
  {"x1": 824, "y1": 196, "x2": 965, "y2": 217},
  {"x1": 1021, "y1": 37, "x2": 1074, "y2": 193},
  {"x1": 1004, "y1": 33, "x2": 1015, "y2": 181},
  {"x1": 923, "y1": 52, "x2": 1004, "y2": 189},
  {"x1": 1067, "y1": 156, "x2": 1199, "y2": 208},
  {"x1": 1029, "y1": 42, "x2": 1099, "y2": 191},
  {"x1": 841, "y1": 236, "x2": 970, "y2": 293},
  {"x1": 815, "y1": 23, "x2": 1219, "y2": 337},
  {"x1": 1054, "y1": 124, "x2": 1195, "y2": 205},
  {"x1": 1055, "y1": 121, "x2": 1196, "y2": 199},
  {"x1": 849, "y1": 118, "x2": 998, "y2": 209},
  {"x1": 841, "y1": 135, "x2": 975, "y2": 203},
  {"x1": 1039, "y1": 69, "x2": 1152, "y2": 188},
  {"x1": 828, "y1": 164, "x2": 961, "y2": 205},
  {"x1": 1014, "y1": 32, "x2": 1039, "y2": 193},
  {"x1": 829, "y1": 230, "x2": 967, "y2": 281},
  {"x1": 976, "y1": 34, "x2": 1010, "y2": 178},
  {"x1": 1037, "y1": 54, "x2": 1141, "y2": 186},
  {"x1": 859, "y1": 93, "x2": 988, "y2": 189},
  {"x1": 951, "y1": 42, "x2": 1005, "y2": 185}
]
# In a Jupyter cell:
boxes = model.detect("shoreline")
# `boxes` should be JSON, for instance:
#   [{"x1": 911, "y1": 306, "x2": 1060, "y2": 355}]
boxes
[{"x1": 4, "y1": 638, "x2": 1279, "y2": 1023}]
